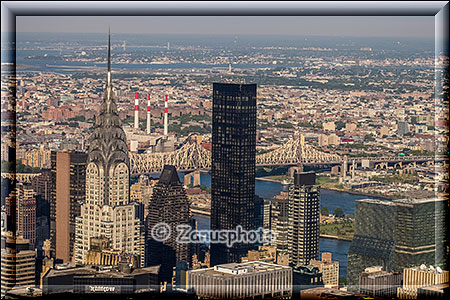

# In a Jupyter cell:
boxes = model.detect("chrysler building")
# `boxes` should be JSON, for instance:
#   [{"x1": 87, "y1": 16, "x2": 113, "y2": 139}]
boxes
[{"x1": 74, "y1": 31, "x2": 144, "y2": 266}]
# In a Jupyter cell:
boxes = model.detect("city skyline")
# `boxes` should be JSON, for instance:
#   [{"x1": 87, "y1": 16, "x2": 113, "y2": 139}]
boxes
[{"x1": 1, "y1": 12, "x2": 448, "y2": 298}]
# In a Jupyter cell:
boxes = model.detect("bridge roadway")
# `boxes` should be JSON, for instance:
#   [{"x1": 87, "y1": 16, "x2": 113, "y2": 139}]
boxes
[
  {"x1": 349, "y1": 155, "x2": 446, "y2": 163},
  {"x1": 128, "y1": 142, "x2": 443, "y2": 176},
  {"x1": 1, "y1": 155, "x2": 444, "y2": 182},
  {"x1": 128, "y1": 134, "x2": 445, "y2": 175},
  {"x1": 253, "y1": 155, "x2": 445, "y2": 166}
]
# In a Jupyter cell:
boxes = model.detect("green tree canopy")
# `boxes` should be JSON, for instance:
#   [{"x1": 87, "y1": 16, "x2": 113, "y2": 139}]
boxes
[
  {"x1": 334, "y1": 207, "x2": 345, "y2": 218},
  {"x1": 320, "y1": 206, "x2": 330, "y2": 216},
  {"x1": 364, "y1": 134, "x2": 375, "y2": 141},
  {"x1": 335, "y1": 120, "x2": 345, "y2": 130}
]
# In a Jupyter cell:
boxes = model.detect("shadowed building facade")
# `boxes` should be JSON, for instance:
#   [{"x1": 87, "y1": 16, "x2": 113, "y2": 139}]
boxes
[
  {"x1": 5, "y1": 184, "x2": 37, "y2": 247},
  {"x1": 347, "y1": 199, "x2": 397, "y2": 291},
  {"x1": 347, "y1": 198, "x2": 448, "y2": 290},
  {"x1": 147, "y1": 165, "x2": 190, "y2": 283},
  {"x1": 210, "y1": 83, "x2": 257, "y2": 266}
]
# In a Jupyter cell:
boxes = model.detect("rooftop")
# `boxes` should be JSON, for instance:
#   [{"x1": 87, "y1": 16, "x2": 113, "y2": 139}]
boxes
[
  {"x1": 5, "y1": 286, "x2": 42, "y2": 297},
  {"x1": 361, "y1": 266, "x2": 400, "y2": 278},
  {"x1": 189, "y1": 261, "x2": 290, "y2": 277},
  {"x1": 356, "y1": 198, "x2": 395, "y2": 206},
  {"x1": 409, "y1": 264, "x2": 447, "y2": 275},
  {"x1": 393, "y1": 197, "x2": 444, "y2": 206},
  {"x1": 45, "y1": 265, "x2": 160, "y2": 279},
  {"x1": 158, "y1": 165, "x2": 180, "y2": 184}
]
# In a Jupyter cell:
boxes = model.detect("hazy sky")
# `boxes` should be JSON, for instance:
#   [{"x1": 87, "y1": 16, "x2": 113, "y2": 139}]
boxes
[{"x1": 16, "y1": 16, "x2": 434, "y2": 38}]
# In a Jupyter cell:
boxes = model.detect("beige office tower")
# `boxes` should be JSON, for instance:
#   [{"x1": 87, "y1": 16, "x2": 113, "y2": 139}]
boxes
[
  {"x1": 50, "y1": 150, "x2": 86, "y2": 264},
  {"x1": 74, "y1": 32, "x2": 144, "y2": 267}
]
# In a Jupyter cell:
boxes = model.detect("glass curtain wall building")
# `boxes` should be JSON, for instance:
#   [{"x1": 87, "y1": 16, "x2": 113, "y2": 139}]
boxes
[{"x1": 210, "y1": 83, "x2": 257, "y2": 266}]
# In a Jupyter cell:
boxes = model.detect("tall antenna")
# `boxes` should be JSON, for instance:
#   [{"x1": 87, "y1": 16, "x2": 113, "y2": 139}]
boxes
[
  {"x1": 107, "y1": 27, "x2": 111, "y2": 75},
  {"x1": 105, "y1": 27, "x2": 113, "y2": 110}
]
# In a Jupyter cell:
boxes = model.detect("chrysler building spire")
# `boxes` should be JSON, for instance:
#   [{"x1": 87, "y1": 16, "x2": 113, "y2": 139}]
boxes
[{"x1": 106, "y1": 27, "x2": 112, "y2": 108}]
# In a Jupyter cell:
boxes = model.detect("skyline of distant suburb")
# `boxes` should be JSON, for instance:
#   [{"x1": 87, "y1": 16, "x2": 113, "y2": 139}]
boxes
[{"x1": 16, "y1": 16, "x2": 434, "y2": 38}]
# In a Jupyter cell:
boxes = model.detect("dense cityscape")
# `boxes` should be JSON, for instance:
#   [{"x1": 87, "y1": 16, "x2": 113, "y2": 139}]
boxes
[{"x1": 1, "y1": 15, "x2": 449, "y2": 300}]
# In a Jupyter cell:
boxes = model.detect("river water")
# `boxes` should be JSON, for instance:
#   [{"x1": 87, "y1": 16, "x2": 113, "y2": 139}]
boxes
[
  {"x1": 180, "y1": 173, "x2": 381, "y2": 216},
  {"x1": 11, "y1": 49, "x2": 280, "y2": 74}
]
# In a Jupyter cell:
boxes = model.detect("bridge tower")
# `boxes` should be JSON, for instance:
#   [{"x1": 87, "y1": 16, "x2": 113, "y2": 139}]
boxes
[
  {"x1": 341, "y1": 155, "x2": 348, "y2": 182},
  {"x1": 288, "y1": 132, "x2": 305, "y2": 177},
  {"x1": 351, "y1": 159, "x2": 355, "y2": 179},
  {"x1": 296, "y1": 132, "x2": 305, "y2": 172}
]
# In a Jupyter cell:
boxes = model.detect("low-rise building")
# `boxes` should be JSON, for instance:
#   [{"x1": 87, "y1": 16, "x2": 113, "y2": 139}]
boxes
[
  {"x1": 318, "y1": 134, "x2": 328, "y2": 147},
  {"x1": 42, "y1": 264, "x2": 160, "y2": 295},
  {"x1": 293, "y1": 265, "x2": 324, "y2": 294},
  {"x1": 359, "y1": 266, "x2": 402, "y2": 298},
  {"x1": 4, "y1": 286, "x2": 42, "y2": 298},
  {"x1": 241, "y1": 246, "x2": 277, "y2": 264},
  {"x1": 379, "y1": 125, "x2": 389, "y2": 137},
  {"x1": 310, "y1": 252, "x2": 339, "y2": 288},
  {"x1": 397, "y1": 265, "x2": 449, "y2": 299},
  {"x1": 345, "y1": 123, "x2": 357, "y2": 132},
  {"x1": 323, "y1": 121, "x2": 336, "y2": 131},
  {"x1": 187, "y1": 261, "x2": 292, "y2": 299},
  {"x1": 300, "y1": 287, "x2": 367, "y2": 299},
  {"x1": 328, "y1": 133, "x2": 340, "y2": 145}
]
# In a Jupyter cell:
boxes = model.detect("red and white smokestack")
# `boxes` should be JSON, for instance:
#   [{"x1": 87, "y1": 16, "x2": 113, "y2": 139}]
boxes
[
  {"x1": 146, "y1": 93, "x2": 151, "y2": 134},
  {"x1": 134, "y1": 92, "x2": 139, "y2": 129},
  {"x1": 164, "y1": 94, "x2": 168, "y2": 136}
]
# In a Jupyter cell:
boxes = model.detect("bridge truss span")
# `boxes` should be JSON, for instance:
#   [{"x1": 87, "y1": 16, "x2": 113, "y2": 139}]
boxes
[
  {"x1": 129, "y1": 133, "x2": 342, "y2": 175},
  {"x1": 129, "y1": 140, "x2": 211, "y2": 175},
  {"x1": 256, "y1": 135, "x2": 341, "y2": 166}
]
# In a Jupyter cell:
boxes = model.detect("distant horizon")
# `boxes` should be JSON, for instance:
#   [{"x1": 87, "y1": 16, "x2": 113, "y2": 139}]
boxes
[
  {"x1": 15, "y1": 31, "x2": 435, "y2": 40},
  {"x1": 16, "y1": 16, "x2": 434, "y2": 38}
]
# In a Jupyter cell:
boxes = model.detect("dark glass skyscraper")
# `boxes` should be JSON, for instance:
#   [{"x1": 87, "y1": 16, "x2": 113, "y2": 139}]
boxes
[
  {"x1": 147, "y1": 165, "x2": 190, "y2": 282},
  {"x1": 210, "y1": 83, "x2": 257, "y2": 266},
  {"x1": 347, "y1": 199, "x2": 397, "y2": 290},
  {"x1": 347, "y1": 198, "x2": 447, "y2": 290}
]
